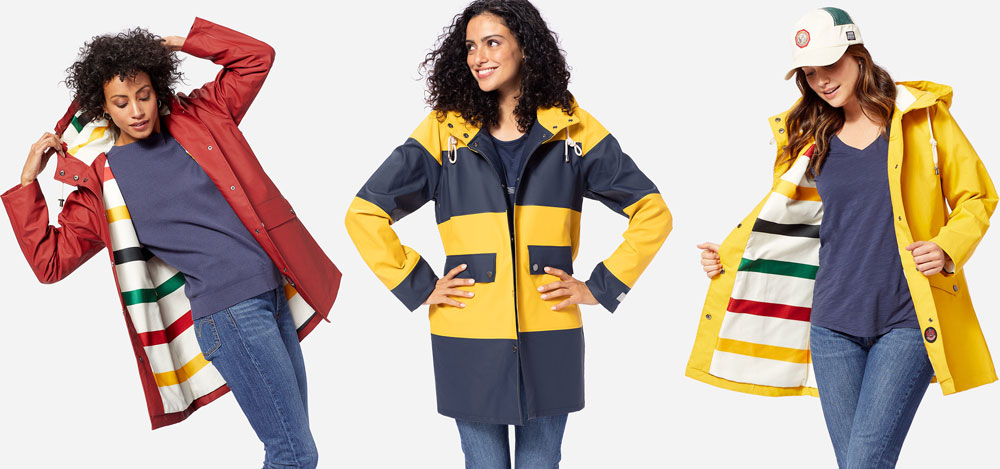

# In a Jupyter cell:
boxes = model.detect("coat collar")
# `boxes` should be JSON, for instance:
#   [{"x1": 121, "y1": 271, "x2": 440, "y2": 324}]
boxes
[{"x1": 440, "y1": 100, "x2": 581, "y2": 146}]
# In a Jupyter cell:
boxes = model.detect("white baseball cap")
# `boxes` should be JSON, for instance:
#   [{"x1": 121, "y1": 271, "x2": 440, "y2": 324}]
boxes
[{"x1": 785, "y1": 7, "x2": 863, "y2": 80}]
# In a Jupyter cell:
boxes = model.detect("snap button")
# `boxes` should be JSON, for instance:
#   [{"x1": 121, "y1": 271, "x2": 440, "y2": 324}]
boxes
[
  {"x1": 778, "y1": 128, "x2": 785, "y2": 134},
  {"x1": 255, "y1": 228, "x2": 260, "y2": 233},
  {"x1": 73, "y1": 175, "x2": 79, "y2": 181},
  {"x1": 705, "y1": 314, "x2": 712, "y2": 320},
  {"x1": 953, "y1": 285, "x2": 959, "y2": 292},
  {"x1": 463, "y1": 133, "x2": 469, "y2": 138},
  {"x1": 532, "y1": 264, "x2": 539, "y2": 272},
  {"x1": 230, "y1": 185, "x2": 236, "y2": 191},
  {"x1": 737, "y1": 223, "x2": 742, "y2": 228},
  {"x1": 207, "y1": 145, "x2": 213, "y2": 150},
  {"x1": 720, "y1": 268, "x2": 726, "y2": 275},
  {"x1": 898, "y1": 216, "x2": 902, "y2": 221},
  {"x1": 774, "y1": 117, "x2": 781, "y2": 123},
  {"x1": 447, "y1": 123, "x2": 453, "y2": 128},
  {"x1": 59, "y1": 170, "x2": 65, "y2": 176}
]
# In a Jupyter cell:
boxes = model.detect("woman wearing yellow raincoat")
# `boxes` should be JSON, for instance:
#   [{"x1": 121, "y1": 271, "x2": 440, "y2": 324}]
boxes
[{"x1": 689, "y1": 8, "x2": 996, "y2": 469}]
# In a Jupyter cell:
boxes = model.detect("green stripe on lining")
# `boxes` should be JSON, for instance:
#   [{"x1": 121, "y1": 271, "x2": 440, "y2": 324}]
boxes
[
  {"x1": 121, "y1": 272, "x2": 186, "y2": 306},
  {"x1": 71, "y1": 116, "x2": 83, "y2": 133},
  {"x1": 821, "y1": 7, "x2": 854, "y2": 26},
  {"x1": 738, "y1": 258, "x2": 818, "y2": 280}
]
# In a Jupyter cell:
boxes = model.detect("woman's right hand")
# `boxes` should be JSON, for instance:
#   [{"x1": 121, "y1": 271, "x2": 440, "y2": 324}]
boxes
[
  {"x1": 423, "y1": 264, "x2": 475, "y2": 308},
  {"x1": 21, "y1": 132, "x2": 65, "y2": 187},
  {"x1": 697, "y1": 242, "x2": 722, "y2": 279}
]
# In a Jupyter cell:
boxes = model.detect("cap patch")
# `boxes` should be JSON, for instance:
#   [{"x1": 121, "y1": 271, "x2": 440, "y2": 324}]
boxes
[
  {"x1": 821, "y1": 7, "x2": 854, "y2": 26},
  {"x1": 846, "y1": 31, "x2": 856, "y2": 41},
  {"x1": 795, "y1": 29, "x2": 811, "y2": 48}
]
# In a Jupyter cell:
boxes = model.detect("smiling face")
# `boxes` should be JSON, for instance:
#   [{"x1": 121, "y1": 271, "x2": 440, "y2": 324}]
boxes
[
  {"x1": 801, "y1": 54, "x2": 861, "y2": 109},
  {"x1": 102, "y1": 71, "x2": 160, "y2": 146},
  {"x1": 465, "y1": 13, "x2": 524, "y2": 98}
]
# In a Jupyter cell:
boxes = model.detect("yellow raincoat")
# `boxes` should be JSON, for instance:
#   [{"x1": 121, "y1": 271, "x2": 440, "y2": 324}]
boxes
[{"x1": 686, "y1": 81, "x2": 996, "y2": 397}]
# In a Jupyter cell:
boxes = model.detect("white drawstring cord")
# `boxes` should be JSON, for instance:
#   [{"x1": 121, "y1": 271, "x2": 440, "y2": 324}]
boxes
[
  {"x1": 447, "y1": 136, "x2": 458, "y2": 164},
  {"x1": 926, "y1": 108, "x2": 939, "y2": 176},
  {"x1": 564, "y1": 128, "x2": 581, "y2": 162}
]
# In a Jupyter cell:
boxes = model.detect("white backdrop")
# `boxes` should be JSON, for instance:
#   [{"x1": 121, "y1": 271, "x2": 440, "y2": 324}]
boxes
[{"x1": 1, "y1": 1, "x2": 997, "y2": 467}]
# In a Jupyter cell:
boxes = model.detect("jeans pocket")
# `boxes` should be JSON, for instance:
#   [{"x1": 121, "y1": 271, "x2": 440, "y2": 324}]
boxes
[{"x1": 195, "y1": 316, "x2": 222, "y2": 360}]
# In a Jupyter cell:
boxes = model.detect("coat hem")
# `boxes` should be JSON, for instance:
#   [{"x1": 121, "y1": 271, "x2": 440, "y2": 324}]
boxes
[
  {"x1": 149, "y1": 384, "x2": 229, "y2": 430},
  {"x1": 685, "y1": 367, "x2": 818, "y2": 397},
  {"x1": 438, "y1": 401, "x2": 584, "y2": 425}
]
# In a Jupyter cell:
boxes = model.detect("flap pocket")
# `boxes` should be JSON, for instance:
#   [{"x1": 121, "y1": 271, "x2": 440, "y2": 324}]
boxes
[
  {"x1": 527, "y1": 245, "x2": 573, "y2": 275},
  {"x1": 444, "y1": 253, "x2": 497, "y2": 283},
  {"x1": 928, "y1": 274, "x2": 959, "y2": 296},
  {"x1": 257, "y1": 196, "x2": 297, "y2": 230}
]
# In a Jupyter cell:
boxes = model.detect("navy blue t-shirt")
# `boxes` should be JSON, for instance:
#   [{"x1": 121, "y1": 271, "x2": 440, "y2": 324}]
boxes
[
  {"x1": 107, "y1": 131, "x2": 281, "y2": 319},
  {"x1": 487, "y1": 131, "x2": 530, "y2": 208},
  {"x1": 811, "y1": 134, "x2": 920, "y2": 336}
]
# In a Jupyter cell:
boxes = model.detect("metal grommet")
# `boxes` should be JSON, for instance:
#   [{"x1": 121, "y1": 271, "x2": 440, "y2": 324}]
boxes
[
  {"x1": 778, "y1": 128, "x2": 785, "y2": 134},
  {"x1": 73, "y1": 175, "x2": 79, "y2": 181},
  {"x1": 705, "y1": 314, "x2": 713, "y2": 320},
  {"x1": 207, "y1": 145, "x2": 213, "y2": 150},
  {"x1": 774, "y1": 117, "x2": 781, "y2": 123},
  {"x1": 230, "y1": 185, "x2": 236, "y2": 191}
]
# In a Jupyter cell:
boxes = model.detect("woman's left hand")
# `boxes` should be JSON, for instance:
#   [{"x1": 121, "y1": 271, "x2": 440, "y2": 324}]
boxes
[
  {"x1": 161, "y1": 36, "x2": 186, "y2": 52},
  {"x1": 905, "y1": 241, "x2": 953, "y2": 276},
  {"x1": 537, "y1": 266, "x2": 598, "y2": 311}
]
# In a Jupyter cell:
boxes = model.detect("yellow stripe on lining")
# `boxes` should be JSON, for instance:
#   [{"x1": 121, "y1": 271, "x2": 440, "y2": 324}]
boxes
[
  {"x1": 67, "y1": 127, "x2": 107, "y2": 156},
  {"x1": 106, "y1": 205, "x2": 131, "y2": 223},
  {"x1": 153, "y1": 354, "x2": 210, "y2": 387},
  {"x1": 716, "y1": 338, "x2": 811, "y2": 364},
  {"x1": 774, "y1": 179, "x2": 820, "y2": 202}
]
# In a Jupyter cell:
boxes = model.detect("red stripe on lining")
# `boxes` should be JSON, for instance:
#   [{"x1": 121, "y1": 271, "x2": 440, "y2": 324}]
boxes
[
  {"x1": 727, "y1": 298, "x2": 811, "y2": 322},
  {"x1": 103, "y1": 165, "x2": 115, "y2": 182},
  {"x1": 138, "y1": 312, "x2": 194, "y2": 347}
]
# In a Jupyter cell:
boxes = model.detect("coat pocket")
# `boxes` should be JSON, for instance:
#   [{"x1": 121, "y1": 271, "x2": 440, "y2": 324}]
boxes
[
  {"x1": 928, "y1": 274, "x2": 959, "y2": 297},
  {"x1": 527, "y1": 245, "x2": 573, "y2": 275},
  {"x1": 257, "y1": 196, "x2": 297, "y2": 230},
  {"x1": 444, "y1": 253, "x2": 497, "y2": 283}
]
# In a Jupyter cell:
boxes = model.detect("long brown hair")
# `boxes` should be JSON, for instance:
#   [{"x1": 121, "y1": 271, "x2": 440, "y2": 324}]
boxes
[{"x1": 780, "y1": 44, "x2": 896, "y2": 177}]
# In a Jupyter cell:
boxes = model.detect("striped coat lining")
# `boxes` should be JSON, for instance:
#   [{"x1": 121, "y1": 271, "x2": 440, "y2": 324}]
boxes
[{"x1": 61, "y1": 112, "x2": 317, "y2": 418}]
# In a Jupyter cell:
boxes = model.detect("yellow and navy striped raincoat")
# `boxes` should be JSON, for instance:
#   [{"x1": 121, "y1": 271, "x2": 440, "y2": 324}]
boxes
[{"x1": 346, "y1": 102, "x2": 671, "y2": 424}]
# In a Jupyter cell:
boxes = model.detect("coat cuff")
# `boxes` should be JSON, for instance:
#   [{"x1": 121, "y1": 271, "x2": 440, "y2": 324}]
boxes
[
  {"x1": 585, "y1": 262, "x2": 631, "y2": 313},
  {"x1": 391, "y1": 256, "x2": 438, "y2": 312}
]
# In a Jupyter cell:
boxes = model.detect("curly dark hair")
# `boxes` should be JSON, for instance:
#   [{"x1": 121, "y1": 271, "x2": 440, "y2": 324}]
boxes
[
  {"x1": 421, "y1": 0, "x2": 573, "y2": 132},
  {"x1": 65, "y1": 27, "x2": 183, "y2": 123}
]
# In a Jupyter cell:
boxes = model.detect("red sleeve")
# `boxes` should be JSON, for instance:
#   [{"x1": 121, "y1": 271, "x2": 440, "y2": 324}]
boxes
[
  {"x1": 179, "y1": 17, "x2": 276, "y2": 125},
  {"x1": 2, "y1": 181, "x2": 106, "y2": 284}
]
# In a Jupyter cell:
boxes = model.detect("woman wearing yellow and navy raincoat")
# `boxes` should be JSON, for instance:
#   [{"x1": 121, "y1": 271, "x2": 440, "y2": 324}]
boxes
[
  {"x1": 345, "y1": 0, "x2": 670, "y2": 465},
  {"x1": 690, "y1": 8, "x2": 996, "y2": 469}
]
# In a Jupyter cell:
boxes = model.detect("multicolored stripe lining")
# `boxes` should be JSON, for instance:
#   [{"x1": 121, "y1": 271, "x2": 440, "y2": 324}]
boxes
[
  {"x1": 60, "y1": 112, "x2": 317, "y2": 419},
  {"x1": 708, "y1": 149, "x2": 822, "y2": 389}
]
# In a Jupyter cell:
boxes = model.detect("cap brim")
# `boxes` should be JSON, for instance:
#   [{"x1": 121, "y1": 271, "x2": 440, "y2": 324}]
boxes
[{"x1": 784, "y1": 45, "x2": 849, "y2": 80}]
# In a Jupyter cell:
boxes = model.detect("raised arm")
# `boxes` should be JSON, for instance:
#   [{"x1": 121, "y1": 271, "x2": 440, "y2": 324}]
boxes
[{"x1": 176, "y1": 17, "x2": 276, "y2": 124}]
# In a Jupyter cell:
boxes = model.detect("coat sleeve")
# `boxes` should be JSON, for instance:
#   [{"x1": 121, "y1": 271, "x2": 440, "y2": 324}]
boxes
[
  {"x1": 928, "y1": 102, "x2": 998, "y2": 273},
  {"x1": 581, "y1": 133, "x2": 672, "y2": 312},
  {"x1": 344, "y1": 116, "x2": 443, "y2": 311},
  {"x1": 179, "y1": 17, "x2": 275, "y2": 125},
  {"x1": 2, "y1": 181, "x2": 105, "y2": 284}
]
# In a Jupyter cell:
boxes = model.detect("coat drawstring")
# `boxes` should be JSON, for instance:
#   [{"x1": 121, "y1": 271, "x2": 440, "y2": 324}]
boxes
[
  {"x1": 926, "y1": 108, "x2": 939, "y2": 176},
  {"x1": 447, "y1": 136, "x2": 458, "y2": 164},
  {"x1": 564, "y1": 128, "x2": 581, "y2": 162}
]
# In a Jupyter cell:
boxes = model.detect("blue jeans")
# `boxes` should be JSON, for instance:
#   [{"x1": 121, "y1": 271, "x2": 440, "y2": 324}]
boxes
[
  {"x1": 810, "y1": 324, "x2": 934, "y2": 469},
  {"x1": 195, "y1": 287, "x2": 317, "y2": 469},
  {"x1": 456, "y1": 414, "x2": 568, "y2": 469}
]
